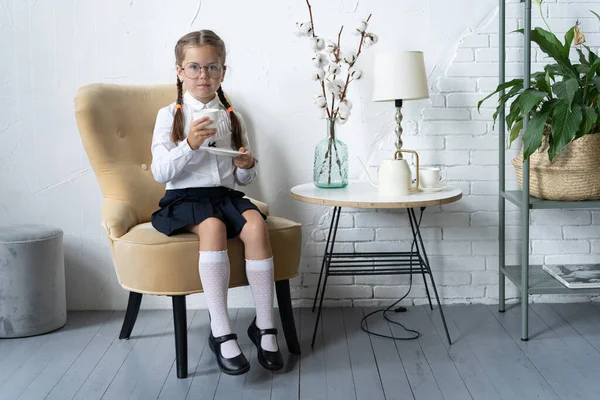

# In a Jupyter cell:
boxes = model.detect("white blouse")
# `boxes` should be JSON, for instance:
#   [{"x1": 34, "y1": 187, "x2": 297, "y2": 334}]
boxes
[{"x1": 150, "y1": 91, "x2": 257, "y2": 190}]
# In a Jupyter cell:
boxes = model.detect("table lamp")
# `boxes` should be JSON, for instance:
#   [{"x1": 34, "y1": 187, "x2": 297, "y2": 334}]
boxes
[{"x1": 373, "y1": 51, "x2": 429, "y2": 158}]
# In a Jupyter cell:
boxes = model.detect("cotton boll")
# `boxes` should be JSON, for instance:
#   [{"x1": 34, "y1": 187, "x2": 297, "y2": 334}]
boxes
[
  {"x1": 296, "y1": 22, "x2": 313, "y2": 37},
  {"x1": 313, "y1": 94, "x2": 327, "y2": 108},
  {"x1": 325, "y1": 40, "x2": 337, "y2": 53},
  {"x1": 326, "y1": 63, "x2": 341, "y2": 76},
  {"x1": 354, "y1": 20, "x2": 368, "y2": 35},
  {"x1": 349, "y1": 67, "x2": 362, "y2": 80},
  {"x1": 311, "y1": 37, "x2": 325, "y2": 51},
  {"x1": 312, "y1": 52, "x2": 327, "y2": 68},
  {"x1": 312, "y1": 68, "x2": 326, "y2": 81},
  {"x1": 338, "y1": 99, "x2": 352, "y2": 113},
  {"x1": 326, "y1": 80, "x2": 344, "y2": 96},
  {"x1": 343, "y1": 51, "x2": 357, "y2": 64},
  {"x1": 363, "y1": 33, "x2": 378, "y2": 48}
]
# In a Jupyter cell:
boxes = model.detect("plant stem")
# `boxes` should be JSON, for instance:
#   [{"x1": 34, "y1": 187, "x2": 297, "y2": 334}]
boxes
[
  {"x1": 537, "y1": 1, "x2": 552, "y2": 32},
  {"x1": 305, "y1": 0, "x2": 316, "y2": 37}
]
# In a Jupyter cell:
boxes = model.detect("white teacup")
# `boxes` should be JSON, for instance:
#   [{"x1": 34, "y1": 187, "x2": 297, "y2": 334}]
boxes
[
  {"x1": 419, "y1": 167, "x2": 446, "y2": 188},
  {"x1": 192, "y1": 109, "x2": 221, "y2": 130}
]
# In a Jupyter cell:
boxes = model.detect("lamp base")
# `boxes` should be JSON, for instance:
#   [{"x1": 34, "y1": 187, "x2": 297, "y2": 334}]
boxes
[{"x1": 395, "y1": 99, "x2": 404, "y2": 158}]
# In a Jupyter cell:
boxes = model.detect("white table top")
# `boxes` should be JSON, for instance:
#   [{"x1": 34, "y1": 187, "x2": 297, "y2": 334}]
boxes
[{"x1": 290, "y1": 180, "x2": 462, "y2": 209}]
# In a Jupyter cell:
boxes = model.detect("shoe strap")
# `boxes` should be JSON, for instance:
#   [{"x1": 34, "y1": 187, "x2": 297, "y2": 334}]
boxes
[
  {"x1": 214, "y1": 333, "x2": 238, "y2": 344},
  {"x1": 257, "y1": 327, "x2": 278, "y2": 336}
]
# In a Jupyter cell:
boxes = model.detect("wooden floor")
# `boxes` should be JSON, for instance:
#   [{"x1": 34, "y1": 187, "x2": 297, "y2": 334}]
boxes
[{"x1": 2, "y1": 303, "x2": 600, "y2": 399}]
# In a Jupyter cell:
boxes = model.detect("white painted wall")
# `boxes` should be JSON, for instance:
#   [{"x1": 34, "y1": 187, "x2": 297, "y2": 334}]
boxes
[{"x1": 1, "y1": 0, "x2": 600, "y2": 310}]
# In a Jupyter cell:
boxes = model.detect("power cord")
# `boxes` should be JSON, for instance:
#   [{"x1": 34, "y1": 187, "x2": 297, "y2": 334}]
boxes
[{"x1": 359, "y1": 208, "x2": 424, "y2": 341}]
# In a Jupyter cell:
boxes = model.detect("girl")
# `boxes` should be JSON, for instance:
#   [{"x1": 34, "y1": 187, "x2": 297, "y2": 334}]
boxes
[{"x1": 150, "y1": 30, "x2": 283, "y2": 375}]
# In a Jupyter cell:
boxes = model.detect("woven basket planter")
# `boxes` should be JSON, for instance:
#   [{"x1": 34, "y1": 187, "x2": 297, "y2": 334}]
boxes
[{"x1": 512, "y1": 133, "x2": 600, "y2": 201}]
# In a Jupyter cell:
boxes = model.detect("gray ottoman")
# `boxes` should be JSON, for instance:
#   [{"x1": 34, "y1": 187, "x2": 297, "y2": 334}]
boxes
[{"x1": 0, "y1": 224, "x2": 66, "y2": 338}]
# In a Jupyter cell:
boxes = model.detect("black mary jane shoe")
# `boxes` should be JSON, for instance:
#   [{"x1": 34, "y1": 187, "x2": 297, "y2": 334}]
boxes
[
  {"x1": 247, "y1": 318, "x2": 284, "y2": 371},
  {"x1": 208, "y1": 333, "x2": 250, "y2": 375}
]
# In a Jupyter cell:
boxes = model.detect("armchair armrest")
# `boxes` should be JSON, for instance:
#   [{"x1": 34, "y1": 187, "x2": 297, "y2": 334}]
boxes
[
  {"x1": 247, "y1": 197, "x2": 270, "y2": 216},
  {"x1": 102, "y1": 198, "x2": 139, "y2": 240}
]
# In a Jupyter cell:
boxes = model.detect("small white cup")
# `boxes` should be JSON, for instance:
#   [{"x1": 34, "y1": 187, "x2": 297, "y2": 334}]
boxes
[
  {"x1": 419, "y1": 167, "x2": 446, "y2": 188},
  {"x1": 192, "y1": 109, "x2": 221, "y2": 130}
]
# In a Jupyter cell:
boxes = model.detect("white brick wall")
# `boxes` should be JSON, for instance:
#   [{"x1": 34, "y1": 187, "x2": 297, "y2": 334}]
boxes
[{"x1": 297, "y1": 0, "x2": 600, "y2": 308}]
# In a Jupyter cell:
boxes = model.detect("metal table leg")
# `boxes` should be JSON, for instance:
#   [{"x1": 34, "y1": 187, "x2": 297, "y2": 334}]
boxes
[
  {"x1": 312, "y1": 206, "x2": 341, "y2": 312},
  {"x1": 407, "y1": 207, "x2": 452, "y2": 345},
  {"x1": 311, "y1": 206, "x2": 342, "y2": 348}
]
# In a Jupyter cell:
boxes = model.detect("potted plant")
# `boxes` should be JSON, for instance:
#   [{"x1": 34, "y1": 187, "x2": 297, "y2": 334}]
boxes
[
  {"x1": 296, "y1": 0, "x2": 377, "y2": 188},
  {"x1": 479, "y1": 3, "x2": 600, "y2": 200}
]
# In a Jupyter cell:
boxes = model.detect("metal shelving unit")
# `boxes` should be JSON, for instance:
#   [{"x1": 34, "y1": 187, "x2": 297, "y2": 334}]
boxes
[{"x1": 498, "y1": 0, "x2": 600, "y2": 341}]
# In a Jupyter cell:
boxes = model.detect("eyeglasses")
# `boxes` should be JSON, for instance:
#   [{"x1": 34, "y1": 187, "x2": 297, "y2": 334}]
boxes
[{"x1": 181, "y1": 62, "x2": 224, "y2": 79}]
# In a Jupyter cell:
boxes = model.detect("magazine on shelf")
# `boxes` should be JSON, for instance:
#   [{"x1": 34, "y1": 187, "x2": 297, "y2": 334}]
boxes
[{"x1": 542, "y1": 264, "x2": 600, "y2": 289}]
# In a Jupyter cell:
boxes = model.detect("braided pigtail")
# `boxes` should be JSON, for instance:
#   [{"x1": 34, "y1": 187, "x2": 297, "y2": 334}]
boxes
[
  {"x1": 217, "y1": 86, "x2": 243, "y2": 150},
  {"x1": 170, "y1": 78, "x2": 185, "y2": 144}
]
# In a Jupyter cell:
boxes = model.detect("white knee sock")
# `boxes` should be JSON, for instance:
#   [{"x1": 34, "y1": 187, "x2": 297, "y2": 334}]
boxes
[
  {"x1": 199, "y1": 250, "x2": 241, "y2": 359},
  {"x1": 246, "y1": 257, "x2": 278, "y2": 352}
]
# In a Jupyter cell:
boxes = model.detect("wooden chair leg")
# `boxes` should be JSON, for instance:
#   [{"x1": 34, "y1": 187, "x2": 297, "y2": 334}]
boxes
[
  {"x1": 275, "y1": 279, "x2": 301, "y2": 355},
  {"x1": 172, "y1": 295, "x2": 188, "y2": 379},
  {"x1": 119, "y1": 291, "x2": 142, "y2": 339}
]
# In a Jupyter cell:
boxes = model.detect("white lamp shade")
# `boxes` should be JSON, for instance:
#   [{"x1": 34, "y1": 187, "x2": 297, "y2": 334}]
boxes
[{"x1": 372, "y1": 51, "x2": 429, "y2": 102}]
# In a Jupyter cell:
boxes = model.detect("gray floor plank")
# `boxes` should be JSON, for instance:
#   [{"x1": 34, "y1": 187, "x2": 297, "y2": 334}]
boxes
[
  {"x1": 322, "y1": 307, "x2": 356, "y2": 400},
  {"x1": 242, "y1": 309, "x2": 273, "y2": 400},
  {"x1": 270, "y1": 307, "x2": 301, "y2": 400},
  {"x1": 186, "y1": 309, "x2": 237, "y2": 400},
  {"x1": 387, "y1": 306, "x2": 444, "y2": 400},
  {"x1": 213, "y1": 308, "x2": 255, "y2": 400},
  {"x1": 158, "y1": 310, "x2": 210, "y2": 400},
  {"x1": 408, "y1": 307, "x2": 472, "y2": 400},
  {"x1": 0, "y1": 324, "x2": 55, "y2": 390},
  {"x1": 551, "y1": 303, "x2": 600, "y2": 353},
  {"x1": 298, "y1": 307, "x2": 327, "y2": 400},
  {"x1": 44, "y1": 311, "x2": 133, "y2": 400},
  {"x1": 127, "y1": 310, "x2": 196, "y2": 400},
  {"x1": 71, "y1": 310, "x2": 171, "y2": 400},
  {"x1": 530, "y1": 304, "x2": 600, "y2": 395},
  {"x1": 449, "y1": 305, "x2": 560, "y2": 400},
  {"x1": 14, "y1": 311, "x2": 113, "y2": 400},
  {"x1": 489, "y1": 304, "x2": 597, "y2": 400},
  {"x1": 99, "y1": 309, "x2": 174, "y2": 400},
  {"x1": 0, "y1": 312, "x2": 110, "y2": 400},
  {"x1": 427, "y1": 306, "x2": 501, "y2": 400},
  {"x1": 342, "y1": 307, "x2": 385, "y2": 400},
  {"x1": 3, "y1": 305, "x2": 600, "y2": 400},
  {"x1": 362, "y1": 307, "x2": 414, "y2": 400}
]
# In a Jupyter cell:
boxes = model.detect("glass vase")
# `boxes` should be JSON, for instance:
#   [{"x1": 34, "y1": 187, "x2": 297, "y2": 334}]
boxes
[{"x1": 313, "y1": 118, "x2": 348, "y2": 188}]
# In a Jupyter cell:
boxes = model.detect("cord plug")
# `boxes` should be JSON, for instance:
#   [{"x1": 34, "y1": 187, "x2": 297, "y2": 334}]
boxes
[{"x1": 394, "y1": 306, "x2": 408, "y2": 313}]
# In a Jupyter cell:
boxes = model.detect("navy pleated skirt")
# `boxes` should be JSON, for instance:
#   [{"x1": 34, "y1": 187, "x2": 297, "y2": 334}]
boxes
[{"x1": 151, "y1": 186, "x2": 267, "y2": 239}]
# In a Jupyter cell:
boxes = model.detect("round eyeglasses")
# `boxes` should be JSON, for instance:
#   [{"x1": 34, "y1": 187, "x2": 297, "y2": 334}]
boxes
[{"x1": 181, "y1": 62, "x2": 224, "y2": 79}]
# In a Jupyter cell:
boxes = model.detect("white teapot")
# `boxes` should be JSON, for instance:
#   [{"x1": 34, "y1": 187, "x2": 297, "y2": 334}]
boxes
[{"x1": 360, "y1": 149, "x2": 419, "y2": 196}]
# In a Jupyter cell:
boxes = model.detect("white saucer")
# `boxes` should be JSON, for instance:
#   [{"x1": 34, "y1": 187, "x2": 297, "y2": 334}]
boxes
[
  {"x1": 419, "y1": 185, "x2": 447, "y2": 193},
  {"x1": 201, "y1": 147, "x2": 244, "y2": 158}
]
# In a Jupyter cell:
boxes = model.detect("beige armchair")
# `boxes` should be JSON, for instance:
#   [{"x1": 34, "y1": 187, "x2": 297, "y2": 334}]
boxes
[{"x1": 74, "y1": 83, "x2": 301, "y2": 379}]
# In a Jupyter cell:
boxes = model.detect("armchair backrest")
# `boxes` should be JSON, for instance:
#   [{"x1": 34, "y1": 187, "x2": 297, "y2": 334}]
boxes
[{"x1": 75, "y1": 83, "x2": 176, "y2": 223}]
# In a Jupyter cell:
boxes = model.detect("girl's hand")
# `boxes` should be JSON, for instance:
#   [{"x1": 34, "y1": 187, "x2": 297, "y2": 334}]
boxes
[
  {"x1": 234, "y1": 147, "x2": 255, "y2": 169},
  {"x1": 186, "y1": 117, "x2": 217, "y2": 150}
]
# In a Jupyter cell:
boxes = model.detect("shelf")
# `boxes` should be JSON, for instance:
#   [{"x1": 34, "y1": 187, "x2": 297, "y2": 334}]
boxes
[
  {"x1": 501, "y1": 265, "x2": 600, "y2": 295},
  {"x1": 501, "y1": 190, "x2": 600, "y2": 210}
]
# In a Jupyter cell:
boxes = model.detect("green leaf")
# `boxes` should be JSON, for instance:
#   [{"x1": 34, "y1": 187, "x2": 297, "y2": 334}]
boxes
[
  {"x1": 518, "y1": 88, "x2": 547, "y2": 115},
  {"x1": 510, "y1": 118, "x2": 524, "y2": 146},
  {"x1": 530, "y1": 27, "x2": 567, "y2": 62},
  {"x1": 523, "y1": 112, "x2": 550, "y2": 161},
  {"x1": 586, "y1": 58, "x2": 600, "y2": 82},
  {"x1": 506, "y1": 98, "x2": 522, "y2": 129},
  {"x1": 551, "y1": 101, "x2": 583, "y2": 159},
  {"x1": 578, "y1": 105, "x2": 598, "y2": 138},
  {"x1": 563, "y1": 26, "x2": 575, "y2": 58},
  {"x1": 477, "y1": 78, "x2": 523, "y2": 112},
  {"x1": 591, "y1": 10, "x2": 600, "y2": 23},
  {"x1": 577, "y1": 48, "x2": 590, "y2": 66},
  {"x1": 552, "y1": 77, "x2": 579, "y2": 107},
  {"x1": 584, "y1": 45, "x2": 598, "y2": 64}
]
